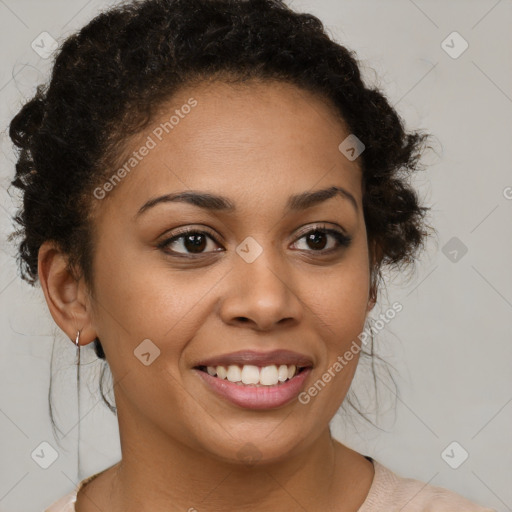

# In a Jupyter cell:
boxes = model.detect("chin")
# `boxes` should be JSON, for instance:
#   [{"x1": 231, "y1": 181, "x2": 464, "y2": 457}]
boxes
[{"x1": 197, "y1": 426, "x2": 311, "y2": 467}]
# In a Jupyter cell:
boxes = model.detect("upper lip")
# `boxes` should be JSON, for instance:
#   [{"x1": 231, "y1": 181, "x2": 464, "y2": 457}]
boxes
[{"x1": 194, "y1": 349, "x2": 314, "y2": 368}]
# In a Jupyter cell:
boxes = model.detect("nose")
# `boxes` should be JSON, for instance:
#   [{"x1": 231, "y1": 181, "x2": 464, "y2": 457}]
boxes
[{"x1": 218, "y1": 249, "x2": 303, "y2": 332}]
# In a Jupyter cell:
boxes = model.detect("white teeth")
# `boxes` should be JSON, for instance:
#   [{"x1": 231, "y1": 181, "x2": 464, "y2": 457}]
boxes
[
  {"x1": 226, "y1": 365, "x2": 242, "y2": 382},
  {"x1": 204, "y1": 363, "x2": 301, "y2": 386},
  {"x1": 278, "y1": 364, "x2": 288, "y2": 382},
  {"x1": 241, "y1": 365, "x2": 260, "y2": 384},
  {"x1": 260, "y1": 365, "x2": 279, "y2": 386},
  {"x1": 216, "y1": 365, "x2": 227, "y2": 379}
]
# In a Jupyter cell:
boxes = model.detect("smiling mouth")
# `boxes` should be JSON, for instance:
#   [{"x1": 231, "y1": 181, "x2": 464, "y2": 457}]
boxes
[{"x1": 195, "y1": 364, "x2": 310, "y2": 387}]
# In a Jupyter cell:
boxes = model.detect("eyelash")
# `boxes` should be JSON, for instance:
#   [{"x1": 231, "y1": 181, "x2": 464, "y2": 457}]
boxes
[{"x1": 157, "y1": 225, "x2": 352, "y2": 258}]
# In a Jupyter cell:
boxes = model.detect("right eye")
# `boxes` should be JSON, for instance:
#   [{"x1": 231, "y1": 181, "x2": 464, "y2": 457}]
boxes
[{"x1": 157, "y1": 228, "x2": 224, "y2": 257}]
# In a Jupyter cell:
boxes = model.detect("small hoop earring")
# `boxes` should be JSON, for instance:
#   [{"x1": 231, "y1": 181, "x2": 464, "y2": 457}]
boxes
[{"x1": 75, "y1": 330, "x2": 81, "y2": 482}]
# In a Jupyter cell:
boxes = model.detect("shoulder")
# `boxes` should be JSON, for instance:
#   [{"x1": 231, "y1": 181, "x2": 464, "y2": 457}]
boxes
[
  {"x1": 358, "y1": 457, "x2": 497, "y2": 512},
  {"x1": 44, "y1": 490, "x2": 76, "y2": 512},
  {"x1": 43, "y1": 471, "x2": 102, "y2": 512}
]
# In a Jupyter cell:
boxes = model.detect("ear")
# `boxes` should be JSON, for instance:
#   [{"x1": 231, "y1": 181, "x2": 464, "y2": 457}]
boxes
[{"x1": 38, "y1": 240, "x2": 97, "y2": 346}]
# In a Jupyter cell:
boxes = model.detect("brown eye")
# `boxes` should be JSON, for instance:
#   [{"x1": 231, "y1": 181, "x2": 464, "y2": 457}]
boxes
[
  {"x1": 292, "y1": 227, "x2": 352, "y2": 253},
  {"x1": 157, "y1": 225, "x2": 352, "y2": 258},
  {"x1": 305, "y1": 231, "x2": 328, "y2": 250},
  {"x1": 158, "y1": 229, "x2": 223, "y2": 256}
]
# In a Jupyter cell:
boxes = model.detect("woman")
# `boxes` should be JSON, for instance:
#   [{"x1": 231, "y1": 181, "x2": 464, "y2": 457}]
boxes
[{"x1": 7, "y1": 0, "x2": 496, "y2": 510}]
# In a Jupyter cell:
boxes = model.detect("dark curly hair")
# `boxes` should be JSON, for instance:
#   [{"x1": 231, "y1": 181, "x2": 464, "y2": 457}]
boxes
[{"x1": 7, "y1": 0, "x2": 434, "y2": 430}]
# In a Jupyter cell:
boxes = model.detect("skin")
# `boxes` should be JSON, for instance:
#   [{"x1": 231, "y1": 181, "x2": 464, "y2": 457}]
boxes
[{"x1": 39, "y1": 79, "x2": 379, "y2": 512}]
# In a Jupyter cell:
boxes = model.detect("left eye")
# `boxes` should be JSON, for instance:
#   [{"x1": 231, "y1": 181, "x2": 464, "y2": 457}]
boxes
[
  {"x1": 292, "y1": 227, "x2": 352, "y2": 253},
  {"x1": 158, "y1": 226, "x2": 352, "y2": 257}
]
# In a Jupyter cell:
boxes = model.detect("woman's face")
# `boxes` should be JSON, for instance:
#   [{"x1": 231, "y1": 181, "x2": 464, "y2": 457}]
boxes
[{"x1": 86, "y1": 80, "x2": 374, "y2": 464}]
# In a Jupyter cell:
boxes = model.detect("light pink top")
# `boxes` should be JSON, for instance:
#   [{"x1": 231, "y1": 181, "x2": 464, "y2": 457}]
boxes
[{"x1": 43, "y1": 457, "x2": 496, "y2": 511}]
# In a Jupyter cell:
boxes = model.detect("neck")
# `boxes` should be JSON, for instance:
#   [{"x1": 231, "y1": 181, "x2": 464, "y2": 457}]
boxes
[{"x1": 107, "y1": 395, "x2": 370, "y2": 512}]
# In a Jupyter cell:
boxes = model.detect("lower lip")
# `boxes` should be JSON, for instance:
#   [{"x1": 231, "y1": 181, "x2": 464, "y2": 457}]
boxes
[{"x1": 194, "y1": 368, "x2": 312, "y2": 410}]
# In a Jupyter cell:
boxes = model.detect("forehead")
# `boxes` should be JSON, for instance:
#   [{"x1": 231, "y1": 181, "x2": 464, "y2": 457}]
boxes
[
  {"x1": 161, "y1": 79, "x2": 354, "y2": 166},
  {"x1": 95, "y1": 79, "x2": 363, "y2": 220}
]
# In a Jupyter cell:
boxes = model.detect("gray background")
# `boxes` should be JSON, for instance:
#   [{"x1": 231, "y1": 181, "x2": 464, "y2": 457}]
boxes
[{"x1": 0, "y1": 0, "x2": 511, "y2": 511}]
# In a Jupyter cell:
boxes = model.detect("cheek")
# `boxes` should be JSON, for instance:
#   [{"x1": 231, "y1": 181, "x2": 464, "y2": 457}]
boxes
[
  {"x1": 295, "y1": 267, "x2": 369, "y2": 427},
  {"x1": 91, "y1": 242, "x2": 227, "y2": 371},
  {"x1": 306, "y1": 254, "x2": 371, "y2": 344},
  {"x1": 90, "y1": 253, "x2": 211, "y2": 444}
]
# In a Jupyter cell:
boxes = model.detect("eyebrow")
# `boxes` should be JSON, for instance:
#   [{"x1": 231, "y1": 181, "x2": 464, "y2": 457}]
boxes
[{"x1": 135, "y1": 185, "x2": 358, "y2": 218}]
